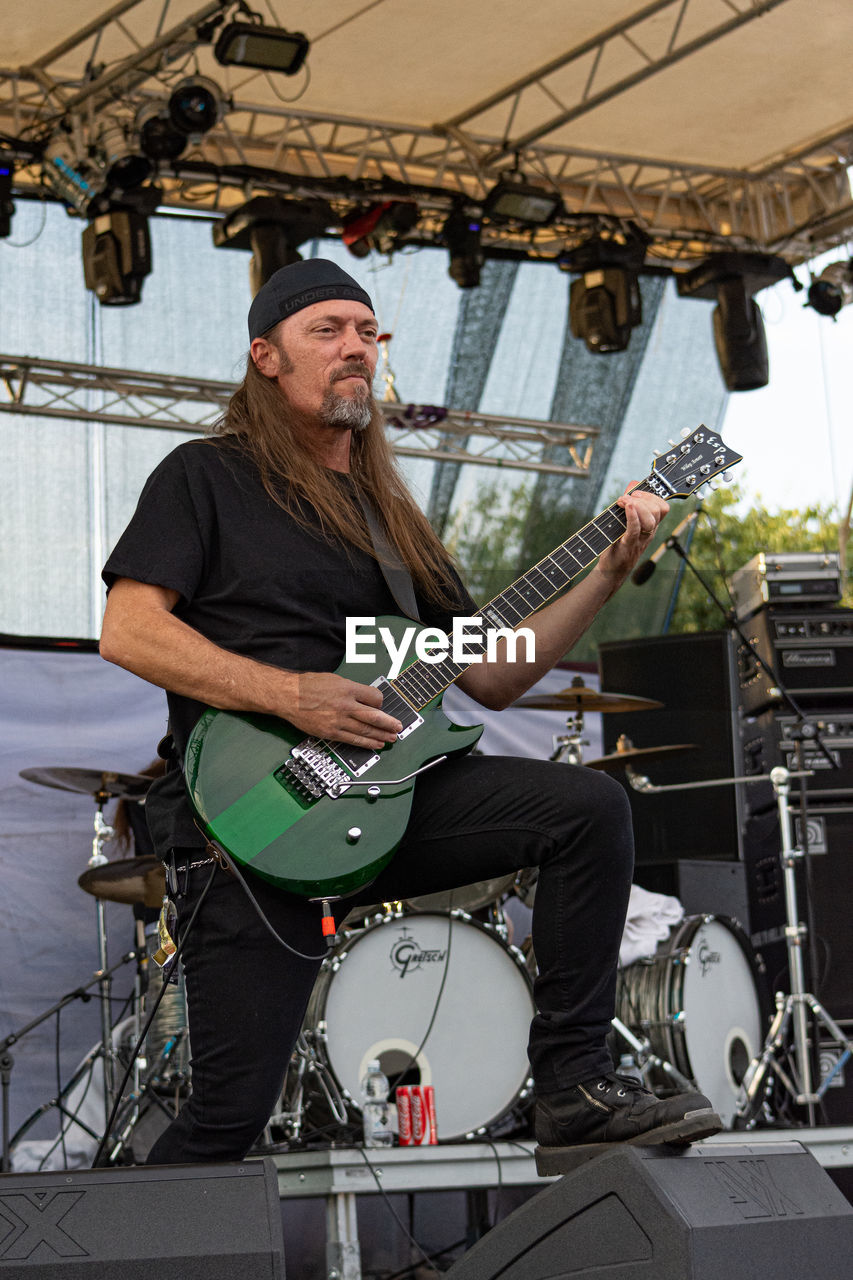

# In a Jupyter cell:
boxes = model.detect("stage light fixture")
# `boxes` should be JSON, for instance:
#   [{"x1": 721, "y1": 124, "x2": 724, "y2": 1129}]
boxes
[
  {"x1": 676, "y1": 252, "x2": 789, "y2": 392},
  {"x1": 82, "y1": 209, "x2": 152, "y2": 306},
  {"x1": 482, "y1": 176, "x2": 562, "y2": 226},
  {"x1": 168, "y1": 76, "x2": 225, "y2": 138},
  {"x1": 98, "y1": 123, "x2": 152, "y2": 191},
  {"x1": 0, "y1": 160, "x2": 14, "y2": 238},
  {"x1": 442, "y1": 209, "x2": 483, "y2": 289},
  {"x1": 214, "y1": 20, "x2": 309, "y2": 74},
  {"x1": 42, "y1": 137, "x2": 105, "y2": 215},
  {"x1": 136, "y1": 103, "x2": 188, "y2": 162},
  {"x1": 341, "y1": 201, "x2": 419, "y2": 258},
  {"x1": 562, "y1": 237, "x2": 645, "y2": 354},
  {"x1": 806, "y1": 260, "x2": 853, "y2": 317},
  {"x1": 212, "y1": 195, "x2": 333, "y2": 293},
  {"x1": 569, "y1": 267, "x2": 641, "y2": 353}
]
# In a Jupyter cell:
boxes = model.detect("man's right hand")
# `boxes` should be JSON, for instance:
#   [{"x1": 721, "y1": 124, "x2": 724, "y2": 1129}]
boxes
[{"x1": 289, "y1": 672, "x2": 401, "y2": 748}]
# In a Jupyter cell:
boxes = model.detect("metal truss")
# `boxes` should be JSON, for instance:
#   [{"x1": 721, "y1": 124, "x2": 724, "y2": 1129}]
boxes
[
  {"x1": 0, "y1": 355, "x2": 598, "y2": 478},
  {"x1": 1, "y1": 0, "x2": 851, "y2": 264}
]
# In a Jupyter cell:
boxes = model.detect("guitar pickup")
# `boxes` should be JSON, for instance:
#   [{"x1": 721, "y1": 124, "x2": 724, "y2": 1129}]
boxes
[{"x1": 371, "y1": 676, "x2": 423, "y2": 741}]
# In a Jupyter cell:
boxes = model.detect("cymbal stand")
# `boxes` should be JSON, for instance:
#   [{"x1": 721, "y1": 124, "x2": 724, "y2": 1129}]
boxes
[
  {"x1": 549, "y1": 708, "x2": 587, "y2": 766},
  {"x1": 735, "y1": 766, "x2": 853, "y2": 1126},
  {"x1": 0, "y1": 949, "x2": 136, "y2": 1172},
  {"x1": 89, "y1": 789, "x2": 117, "y2": 1127}
]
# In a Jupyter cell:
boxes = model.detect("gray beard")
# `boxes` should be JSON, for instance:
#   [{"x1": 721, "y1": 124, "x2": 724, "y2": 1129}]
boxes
[{"x1": 319, "y1": 389, "x2": 373, "y2": 432}]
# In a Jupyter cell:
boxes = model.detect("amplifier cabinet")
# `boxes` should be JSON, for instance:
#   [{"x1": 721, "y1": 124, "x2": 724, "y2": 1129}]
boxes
[
  {"x1": 738, "y1": 607, "x2": 853, "y2": 715},
  {"x1": 599, "y1": 631, "x2": 748, "y2": 863},
  {"x1": 742, "y1": 708, "x2": 853, "y2": 807}
]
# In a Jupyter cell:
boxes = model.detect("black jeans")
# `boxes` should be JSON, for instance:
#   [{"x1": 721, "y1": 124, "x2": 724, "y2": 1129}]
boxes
[{"x1": 146, "y1": 755, "x2": 634, "y2": 1164}]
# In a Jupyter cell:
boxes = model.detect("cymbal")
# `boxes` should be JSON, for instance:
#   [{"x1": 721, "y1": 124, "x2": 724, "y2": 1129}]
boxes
[
  {"x1": 78, "y1": 857, "x2": 166, "y2": 909},
  {"x1": 513, "y1": 684, "x2": 664, "y2": 713},
  {"x1": 20, "y1": 766, "x2": 152, "y2": 800},
  {"x1": 585, "y1": 743, "x2": 697, "y2": 771}
]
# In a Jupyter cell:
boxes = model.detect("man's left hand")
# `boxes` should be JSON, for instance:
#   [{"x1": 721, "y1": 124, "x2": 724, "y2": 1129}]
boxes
[{"x1": 598, "y1": 484, "x2": 669, "y2": 580}]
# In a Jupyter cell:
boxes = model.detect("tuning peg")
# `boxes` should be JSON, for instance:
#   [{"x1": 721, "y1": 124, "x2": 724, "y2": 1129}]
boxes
[
  {"x1": 680, "y1": 427, "x2": 692, "y2": 439},
  {"x1": 722, "y1": 471, "x2": 733, "y2": 483},
  {"x1": 667, "y1": 439, "x2": 676, "y2": 447}
]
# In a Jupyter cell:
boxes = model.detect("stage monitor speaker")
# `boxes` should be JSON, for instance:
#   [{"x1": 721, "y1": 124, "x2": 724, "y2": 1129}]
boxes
[
  {"x1": 598, "y1": 632, "x2": 750, "y2": 863},
  {"x1": 444, "y1": 1142, "x2": 853, "y2": 1279},
  {"x1": 0, "y1": 1159, "x2": 284, "y2": 1277}
]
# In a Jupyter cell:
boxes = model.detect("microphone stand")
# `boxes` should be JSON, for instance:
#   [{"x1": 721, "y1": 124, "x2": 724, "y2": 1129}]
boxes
[{"x1": 656, "y1": 533, "x2": 846, "y2": 1126}]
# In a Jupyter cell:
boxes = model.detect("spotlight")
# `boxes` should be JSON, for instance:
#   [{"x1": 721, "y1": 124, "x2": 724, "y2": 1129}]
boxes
[
  {"x1": 563, "y1": 237, "x2": 645, "y2": 354},
  {"x1": 0, "y1": 160, "x2": 14, "y2": 238},
  {"x1": 214, "y1": 20, "x2": 309, "y2": 75},
  {"x1": 98, "y1": 123, "x2": 152, "y2": 191},
  {"x1": 806, "y1": 260, "x2": 853, "y2": 318},
  {"x1": 482, "y1": 176, "x2": 562, "y2": 226},
  {"x1": 168, "y1": 76, "x2": 225, "y2": 138},
  {"x1": 213, "y1": 195, "x2": 333, "y2": 293},
  {"x1": 341, "y1": 201, "x2": 418, "y2": 258},
  {"x1": 676, "y1": 252, "x2": 789, "y2": 391},
  {"x1": 82, "y1": 209, "x2": 152, "y2": 305},
  {"x1": 442, "y1": 208, "x2": 483, "y2": 289},
  {"x1": 136, "y1": 103, "x2": 188, "y2": 162},
  {"x1": 42, "y1": 136, "x2": 105, "y2": 214}
]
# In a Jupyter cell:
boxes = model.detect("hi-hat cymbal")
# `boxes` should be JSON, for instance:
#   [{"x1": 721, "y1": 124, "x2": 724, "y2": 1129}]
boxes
[
  {"x1": 513, "y1": 685, "x2": 664, "y2": 713},
  {"x1": 78, "y1": 857, "x2": 166, "y2": 909},
  {"x1": 585, "y1": 743, "x2": 697, "y2": 771},
  {"x1": 20, "y1": 767, "x2": 152, "y2": 800}
]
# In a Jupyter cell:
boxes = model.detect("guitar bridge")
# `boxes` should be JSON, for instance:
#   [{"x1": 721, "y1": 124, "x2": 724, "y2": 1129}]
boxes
[{"x1": 278, "y1": 739, "x2": 361, "y2": 801}]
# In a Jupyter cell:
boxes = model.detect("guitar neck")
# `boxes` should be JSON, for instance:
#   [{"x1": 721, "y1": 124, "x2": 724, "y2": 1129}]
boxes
[{"x1": 392, "y1": 477, "x2": 657, "y2": 712}]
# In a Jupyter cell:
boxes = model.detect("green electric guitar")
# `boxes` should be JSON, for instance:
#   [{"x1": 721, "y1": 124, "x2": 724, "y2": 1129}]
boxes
[{"x1": 185, "y1": 426, "x2": 742, "y2": 898}]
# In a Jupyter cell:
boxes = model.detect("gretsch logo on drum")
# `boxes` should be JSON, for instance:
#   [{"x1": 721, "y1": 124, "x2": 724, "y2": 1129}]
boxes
[
  {"x1": 390, "y1": 927, "x2": 447, "y2": 978},
  {"x1": 698, "y1": 938, "x2": 722, "y2": 976}
]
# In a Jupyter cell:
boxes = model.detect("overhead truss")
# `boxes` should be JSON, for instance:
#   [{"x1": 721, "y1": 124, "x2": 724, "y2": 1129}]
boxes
[
  {"x1": 0, "y1": 0, "x2": 851, "y2": 264},
  {"x1": 0, "y1": 355, "x2": 599, "y2": 478}
]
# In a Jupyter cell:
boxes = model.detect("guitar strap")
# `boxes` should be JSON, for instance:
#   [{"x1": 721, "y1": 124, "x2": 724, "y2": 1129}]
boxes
[{"x1": 355, "y1": 489, "x2": 422, "y2": 623}]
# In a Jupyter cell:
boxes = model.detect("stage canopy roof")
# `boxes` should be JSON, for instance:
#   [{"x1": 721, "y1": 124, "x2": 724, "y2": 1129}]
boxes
[{"x1": 2, "y1": 0, "x2": 852, "y2": 274}]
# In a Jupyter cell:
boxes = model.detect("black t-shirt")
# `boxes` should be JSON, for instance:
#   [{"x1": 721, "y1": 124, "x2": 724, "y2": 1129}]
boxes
[{"x1": 102, "y1": 439, "x2": 475, "y2": 853}]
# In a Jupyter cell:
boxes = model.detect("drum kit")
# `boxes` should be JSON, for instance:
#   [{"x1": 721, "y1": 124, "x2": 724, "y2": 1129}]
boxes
[{"x1": 5, "y1": 679, "x2": 789, "y2": 1163}]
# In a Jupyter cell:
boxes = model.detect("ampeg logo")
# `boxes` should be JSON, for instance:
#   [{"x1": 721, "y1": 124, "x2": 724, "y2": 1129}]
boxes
[
  {"x1": 389, "y1": 926, "x2": 447, "y2": 979},
  {"x1": 697, "y1": 936, "x2": 722, "y2": 977},
  {"x1": 0, "y1": 1190, "x2": 87, "y2": 1260}
]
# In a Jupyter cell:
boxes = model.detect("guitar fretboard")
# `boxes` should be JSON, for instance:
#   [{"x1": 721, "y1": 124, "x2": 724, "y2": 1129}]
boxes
[{"x1": 391, "y1": 479, "x2": 654, "y2": 712}]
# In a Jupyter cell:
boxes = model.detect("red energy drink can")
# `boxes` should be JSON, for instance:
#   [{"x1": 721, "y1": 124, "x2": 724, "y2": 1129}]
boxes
[
  {"x1": 396, "y1": 1087, "x2": 413, "y2": 1146},
  {"x1": 410, "y1": 1085, "x2": 438, "y2": 1145}
]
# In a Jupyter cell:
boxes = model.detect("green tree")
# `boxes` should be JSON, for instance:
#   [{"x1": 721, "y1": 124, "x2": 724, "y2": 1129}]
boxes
[{"x1": 667, "y1": 484, "x2": 849, "y2": 633}]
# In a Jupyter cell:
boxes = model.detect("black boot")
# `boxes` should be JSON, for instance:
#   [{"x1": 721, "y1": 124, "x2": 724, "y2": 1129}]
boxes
[{"x1": 535, "y1": 1074, "x2": 722, "y2": 1176}]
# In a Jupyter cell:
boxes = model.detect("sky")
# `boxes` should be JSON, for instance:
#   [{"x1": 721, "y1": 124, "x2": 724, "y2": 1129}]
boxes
[{"x1": 721, "y1": 248, "x2": 853, "y2": 518}]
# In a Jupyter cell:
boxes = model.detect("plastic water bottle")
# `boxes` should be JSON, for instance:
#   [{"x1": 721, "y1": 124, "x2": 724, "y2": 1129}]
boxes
[
  {"x1": 360, "y1": 1059, "x2": 393, "y2": 1148},
  {"x1": 617, "y1": 1052, "x2": 644, "y2": 1085}
]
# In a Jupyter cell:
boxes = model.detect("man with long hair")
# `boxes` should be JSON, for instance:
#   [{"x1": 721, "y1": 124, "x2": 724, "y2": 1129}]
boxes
[{"x1": 100, "y1": 259, "x2": 721, "y2": 1171}]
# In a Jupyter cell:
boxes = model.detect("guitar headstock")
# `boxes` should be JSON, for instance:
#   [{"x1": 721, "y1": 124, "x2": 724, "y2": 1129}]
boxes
[{"x1": 646, "y1": 426, "x2": 743, "y2": 500}]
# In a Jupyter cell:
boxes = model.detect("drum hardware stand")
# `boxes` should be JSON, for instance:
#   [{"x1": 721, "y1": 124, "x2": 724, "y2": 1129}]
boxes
[
  {"x1": 735, "y1": 766, "x2": 853, "y2": 1127},
  {"x1": 88, "y1": 787, "x2": 120, "y2": 1126},
  {"x1": 0, "y1": 949, "x2": 137, "y2": 1172},
  {"x1": 549, "y1": 707, "x2": 587, "y2": 766},
  {"x1": 609, "y1": 1015, "x2": 694, "y2": 1092}
]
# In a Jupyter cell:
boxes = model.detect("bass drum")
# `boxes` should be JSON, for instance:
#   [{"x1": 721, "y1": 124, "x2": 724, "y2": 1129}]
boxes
[
  {"x1": 616, "y1": 914, "x2": 766, "y2": 1126},
  {"x1": 300, "y1": 911, "x2": 534, "y2": 1140}
]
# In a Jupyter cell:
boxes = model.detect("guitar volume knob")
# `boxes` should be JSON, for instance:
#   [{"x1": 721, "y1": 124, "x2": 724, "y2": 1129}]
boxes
[{"x1": 346, "y1": 827, "x2": 362, "y2": 844}]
